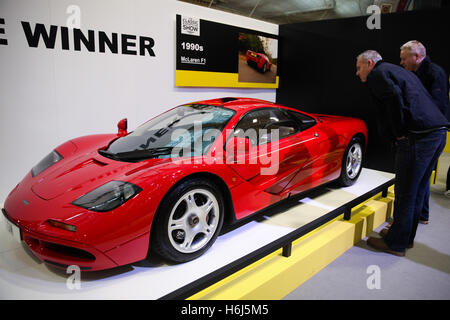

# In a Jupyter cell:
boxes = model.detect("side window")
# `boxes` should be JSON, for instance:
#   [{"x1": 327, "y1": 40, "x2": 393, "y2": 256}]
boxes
[
  {"x1": 232, "y1": 108, "x2": 300, "y2": 146},
  {"x1": 286, "y1": 110, "x2": 317, "y2": 131}
]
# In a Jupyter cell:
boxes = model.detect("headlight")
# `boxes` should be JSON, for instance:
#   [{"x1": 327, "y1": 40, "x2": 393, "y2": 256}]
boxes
[
  {"x1": 71, "y1": 181, "x2": 142, "y2": 212},
  {"x1": 32, "y1": 150, "x2": 63, "y2": 177}
]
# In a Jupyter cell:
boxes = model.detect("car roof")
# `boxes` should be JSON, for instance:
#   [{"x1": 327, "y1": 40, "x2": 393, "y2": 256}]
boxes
[
  {"x1": 188, "y1": 97, "x2": 317, "y2": 120},
  {"x1": 192, "y1": 97, "x2": 277, "y2": 112}
]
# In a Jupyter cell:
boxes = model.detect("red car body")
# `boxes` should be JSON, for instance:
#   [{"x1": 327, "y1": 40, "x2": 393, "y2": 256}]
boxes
[
  {"x1": 2, "y1": 98, "x2": 367, "y2": 271},
  {"x1": 246, "y1": 50, "x2": 272, "y2": 72}
]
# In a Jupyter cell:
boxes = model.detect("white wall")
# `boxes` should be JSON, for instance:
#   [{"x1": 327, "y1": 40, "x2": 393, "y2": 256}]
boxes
[{"x1": 0, "y1": 0, "x2": 278, "y2": 202}]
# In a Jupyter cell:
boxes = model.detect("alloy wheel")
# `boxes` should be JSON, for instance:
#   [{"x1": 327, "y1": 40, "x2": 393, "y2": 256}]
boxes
[
  {"x1": 346, "y1": 142, "x2": 362, "y2": 179},
  {"x1": 167, "y1": 188, "x2": 220, "y2": 254}
]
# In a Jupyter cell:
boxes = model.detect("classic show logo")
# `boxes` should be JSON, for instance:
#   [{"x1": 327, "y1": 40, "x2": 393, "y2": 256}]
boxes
[
  {"x1": 181, "y1": 16, "x2": 200, "y2": 36},
  {"x1": 0, "y1": 5, "x2": 156, "y2": 57}
]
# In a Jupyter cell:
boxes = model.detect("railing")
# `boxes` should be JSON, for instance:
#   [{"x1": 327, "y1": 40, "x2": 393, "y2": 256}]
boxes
[{"x1": 160, "y1": 178, "x2": 395, "y2": 300}]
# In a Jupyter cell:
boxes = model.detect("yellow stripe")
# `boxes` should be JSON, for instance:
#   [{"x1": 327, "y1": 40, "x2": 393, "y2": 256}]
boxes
[
  {"x1": 444, "y1": 132, "x2": 450, "y2": 153},
  {"x1": 176, "y1": 70, "x2": 279, "y2": 88}
]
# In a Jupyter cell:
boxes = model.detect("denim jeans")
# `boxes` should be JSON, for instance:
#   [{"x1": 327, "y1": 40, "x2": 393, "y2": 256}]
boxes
[
  {"x1": 419, "y1": 130, "x2": 447, "y2": 221},
  {"x1": 384, "y1": 129, "x2": 447, "y2": 252}
]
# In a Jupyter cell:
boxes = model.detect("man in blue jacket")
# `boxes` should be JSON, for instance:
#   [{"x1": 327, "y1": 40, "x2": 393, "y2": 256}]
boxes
[
  {"x1": 356, "y1": 50, "x2": 448, "y2": 256},
  {"x1": 400, "y1": 40, "x2": 450, "y2": 223}
]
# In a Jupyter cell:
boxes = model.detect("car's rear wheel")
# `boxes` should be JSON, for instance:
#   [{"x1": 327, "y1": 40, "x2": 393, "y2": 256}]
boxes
[
  {"x1": 150, "y1": 178, "x2": 224, "y2": 263},
  {"x1": 338, "y1": 137, "x2": 363, "y2": 187}
]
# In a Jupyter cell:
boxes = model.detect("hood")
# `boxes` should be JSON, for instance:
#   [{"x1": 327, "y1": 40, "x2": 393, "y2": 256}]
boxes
[
  {"x1": 31, "y1": 150, "x2": 168, "y2": 201},
  {"x1": 32, "y1": 153, "x2": 128, "y2": 200}
]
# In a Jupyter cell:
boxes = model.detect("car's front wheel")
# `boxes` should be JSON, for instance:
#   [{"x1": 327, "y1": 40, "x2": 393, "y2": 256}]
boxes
[
  {"x1": 338, "y1": 137, "x2": 363, "y2": 187},
  {"x1": 150, "y1": 178, "x2": 224, "y2": 263}
]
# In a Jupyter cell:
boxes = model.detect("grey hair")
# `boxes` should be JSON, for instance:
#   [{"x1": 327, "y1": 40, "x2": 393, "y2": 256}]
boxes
[
  {"x1": 400, "y1": 40, "x2": 426, "y2": 57},
  {"x1": 357, "y1": 50, "x2": 383, "y2": 63}
]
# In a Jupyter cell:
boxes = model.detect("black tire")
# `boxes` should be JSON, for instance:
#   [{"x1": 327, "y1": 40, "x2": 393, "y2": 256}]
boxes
[
  {"x1": 150, "y1": 178, "x2": 224, "y2": 263},
  {"x1": 338, "y1": 136, "x2": 364, "y2": 187}
]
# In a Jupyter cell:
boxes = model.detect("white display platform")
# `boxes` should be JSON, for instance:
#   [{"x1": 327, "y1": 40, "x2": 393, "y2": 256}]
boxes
[{"x1": 0, "y1": 168, "x2": 394, "y2": 299}]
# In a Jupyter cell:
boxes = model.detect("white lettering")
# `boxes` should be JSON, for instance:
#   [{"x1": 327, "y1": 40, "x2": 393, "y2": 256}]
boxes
[
  {"x1": 66, "y1": 265, "x2": 81, "y2": 290},
  {"x1": 366, "y1": 264, "x2": 381, "y2": 289},
  {"x1": 366, "y1": 5, "x2": 381, "y2": 30},
  {"x1": 66, "y1": 5, "x2": 81, "y2": 29}
]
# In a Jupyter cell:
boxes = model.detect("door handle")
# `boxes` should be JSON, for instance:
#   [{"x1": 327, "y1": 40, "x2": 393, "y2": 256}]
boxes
[{"x1": 314, "y1": 133, "x2": 319, "y2": 137}]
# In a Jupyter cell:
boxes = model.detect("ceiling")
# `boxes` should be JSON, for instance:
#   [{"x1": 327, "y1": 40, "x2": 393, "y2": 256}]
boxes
[{"x1": 178, "y1": 0, "x2": 445, "y2": 24}]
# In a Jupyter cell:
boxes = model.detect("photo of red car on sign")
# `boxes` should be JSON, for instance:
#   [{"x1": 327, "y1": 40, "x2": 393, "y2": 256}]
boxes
[
  {"x1": 238, "y1": 33, "x2": 277, "y2": 84},
  {"x1": 246, "y1": 50, "x2": 272, "y2": 73}
]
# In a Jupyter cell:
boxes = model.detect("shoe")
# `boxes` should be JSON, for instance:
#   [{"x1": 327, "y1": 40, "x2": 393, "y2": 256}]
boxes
[
  {"x1": 367, "y1": 237, "x2": 405, "y2": 257},
  {"x1": 378, "y1": 228, "x2": 414, "y2": 248},
  {"x1": 379, "y1": 228, "x2": 389, "y2": 238},
  {"x1": 445, "y1": 190, "x2": 450, "y2": 199}
]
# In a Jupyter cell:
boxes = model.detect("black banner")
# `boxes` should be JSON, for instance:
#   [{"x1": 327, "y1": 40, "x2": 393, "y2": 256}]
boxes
[{"x1": 175, "y1": 14, "x2": 279, "y2": 88}]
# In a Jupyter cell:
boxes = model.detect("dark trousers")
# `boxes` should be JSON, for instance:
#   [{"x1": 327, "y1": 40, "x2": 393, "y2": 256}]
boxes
[
  {"x1": 447, "y1": 166, "x2": 450, "y2": 191},
  {"x1": 385, "y1": 129, "x2": 447, "y2": 252},
  {"x1": 420, "y1": 185, "x2": 430, "y2": 221},
  {"x1": 419, "y1": 132, "x2": 448, "y2": 220}
]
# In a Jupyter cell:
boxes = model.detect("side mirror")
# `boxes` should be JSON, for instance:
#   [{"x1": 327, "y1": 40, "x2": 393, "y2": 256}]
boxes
[
  {"x1": 225, "y1": 137, "x2": 253, "y2": 161},
  {"x1": 117, "y1": 118, "x2": 128, "y2": 137}
]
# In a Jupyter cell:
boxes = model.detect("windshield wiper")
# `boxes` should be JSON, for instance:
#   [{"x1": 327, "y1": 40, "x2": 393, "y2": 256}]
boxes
[
  {"x1": 166, "y1": 111, "x2": 208, "y2": 128},
  {"x1": 98, "y1": 149, "x2": 120, "y2": 160}
]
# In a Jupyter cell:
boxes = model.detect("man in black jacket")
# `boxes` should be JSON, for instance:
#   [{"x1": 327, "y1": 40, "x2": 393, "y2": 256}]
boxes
[
  {"x1": 356, "y1": 50, "x2": 448, "y2": 256},
  {"x1": 400, "y1": 40, "x2": 450, "y2": 222},
  {"x1": 400, "y1": 41, "x2": 449, "y2": 120}
]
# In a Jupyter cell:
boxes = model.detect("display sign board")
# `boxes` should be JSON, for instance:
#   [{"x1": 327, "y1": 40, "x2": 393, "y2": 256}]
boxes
[{"x1": 176, "y1": 15, "x2": 279, "y2": 88}]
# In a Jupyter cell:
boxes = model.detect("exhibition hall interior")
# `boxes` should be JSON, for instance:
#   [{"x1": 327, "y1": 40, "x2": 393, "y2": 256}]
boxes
[{"x1": 0, "y1": 0, "x2": 449, "y2": 301}]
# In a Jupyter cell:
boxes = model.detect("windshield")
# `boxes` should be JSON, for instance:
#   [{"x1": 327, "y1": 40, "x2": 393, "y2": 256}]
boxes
[{"x1": 103, "y1": 104, "x2": 235, "y2": 162}]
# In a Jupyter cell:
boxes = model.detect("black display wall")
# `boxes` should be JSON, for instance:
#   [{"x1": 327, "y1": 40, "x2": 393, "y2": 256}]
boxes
[{"x1": 277, "y1": 8, "x2": 450, "y2": 173}]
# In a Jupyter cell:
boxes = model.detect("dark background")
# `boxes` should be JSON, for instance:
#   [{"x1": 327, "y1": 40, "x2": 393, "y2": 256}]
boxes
[{"x1": 276, "y1": 8, "x2": 450, "y2": 173}]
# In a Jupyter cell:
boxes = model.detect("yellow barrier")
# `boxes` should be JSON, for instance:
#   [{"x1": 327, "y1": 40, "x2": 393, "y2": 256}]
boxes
[
  {"x1": 434, "y1": 132, "x2": 449, "y2": 185},
  {"x1": 444, "y1": 132, "x2": 450, "y2": 153}
]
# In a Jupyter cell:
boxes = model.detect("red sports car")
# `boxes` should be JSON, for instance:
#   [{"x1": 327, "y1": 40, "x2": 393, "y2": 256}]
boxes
[
  {"x1": 246, "y1": 50, "x2": 272, "y2": 73},
  {"x1": 2, "y1": 97, "x2": 366, "y2": 271}
]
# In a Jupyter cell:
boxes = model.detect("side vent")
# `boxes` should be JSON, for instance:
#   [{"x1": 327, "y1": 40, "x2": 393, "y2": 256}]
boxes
[
  {"x1": 92, "y1": 158, "x2": 108, "y2": 167},
  {"x1": 221, "y1": 97, "x2": 238, "y2": 103}
]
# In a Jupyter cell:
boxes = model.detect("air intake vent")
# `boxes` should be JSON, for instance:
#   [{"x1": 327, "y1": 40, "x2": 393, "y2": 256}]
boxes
[
  {"x1": 221, "y1": 97, "x2": 238, "y2": 103},
  {"x1": 92, "y1": 158, "x2": 108, "y2": 166}
]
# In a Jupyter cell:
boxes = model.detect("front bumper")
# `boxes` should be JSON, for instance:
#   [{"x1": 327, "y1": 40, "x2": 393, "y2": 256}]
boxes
[{"x1": 2, "y1": 208, "x2": 118, "y2": 271}]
